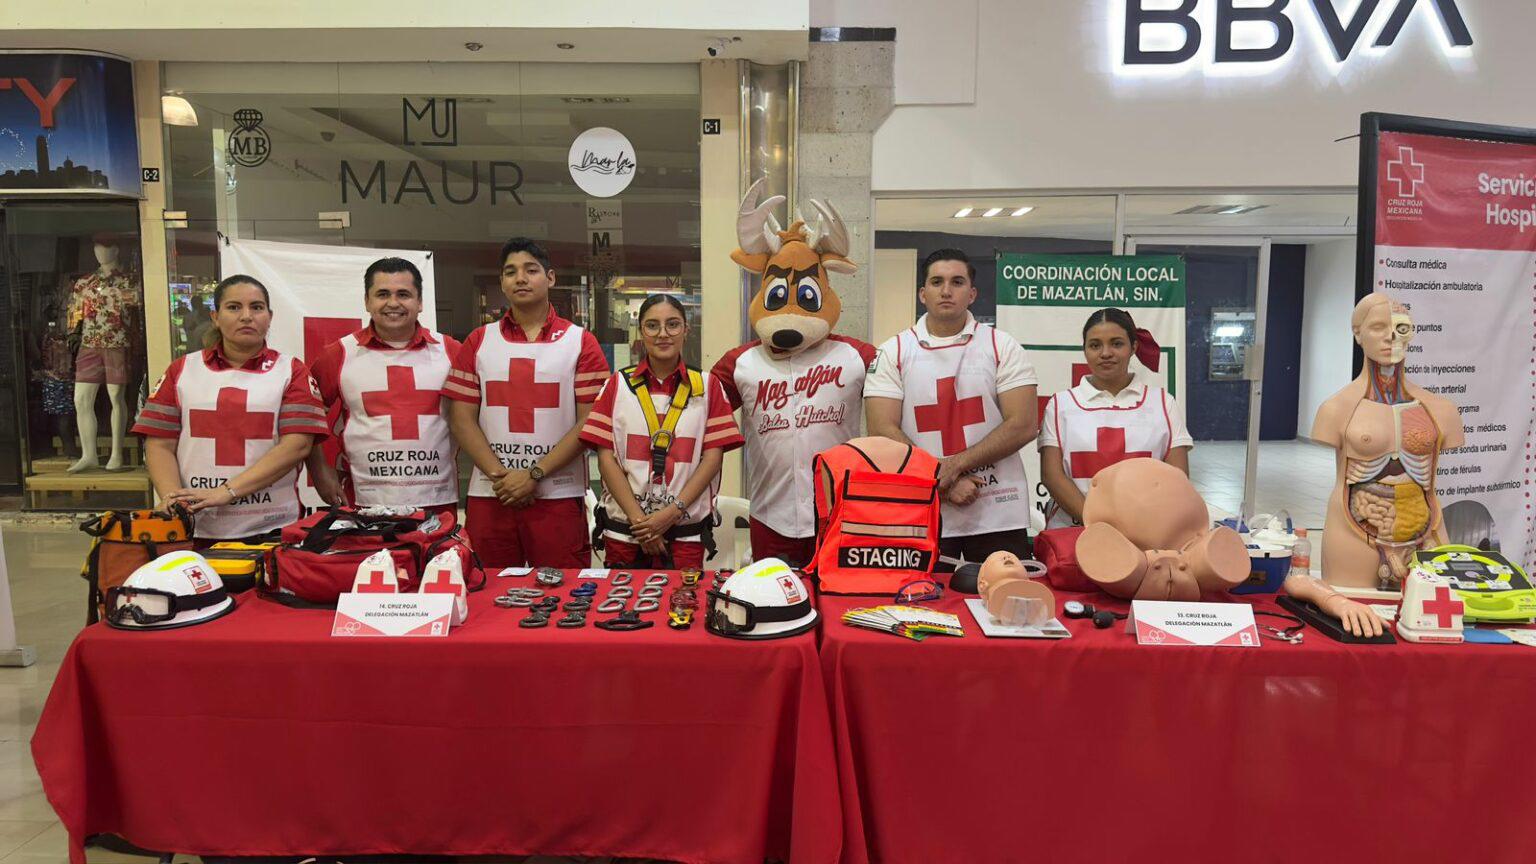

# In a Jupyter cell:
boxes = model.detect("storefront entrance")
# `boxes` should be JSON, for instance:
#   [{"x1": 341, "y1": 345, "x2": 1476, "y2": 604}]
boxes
[{"x1": 0, "y1": 199, "x2": 151, "y2": 509}]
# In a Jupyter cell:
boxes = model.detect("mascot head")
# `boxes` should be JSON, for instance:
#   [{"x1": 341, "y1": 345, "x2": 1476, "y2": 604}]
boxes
[{"x1": 731, "y1": 178, "x2": 856, "y2": 355}]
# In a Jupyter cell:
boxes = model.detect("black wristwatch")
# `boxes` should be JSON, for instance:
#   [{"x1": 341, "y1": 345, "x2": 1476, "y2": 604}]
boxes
[{"x1": 528, "y1": 465, "x2": 546, "y2": 481}]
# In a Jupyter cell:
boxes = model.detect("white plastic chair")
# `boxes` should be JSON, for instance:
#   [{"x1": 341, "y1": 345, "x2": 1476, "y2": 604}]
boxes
[{"x1": 708, "y1": 495, "x2": 752, "y2": 570}]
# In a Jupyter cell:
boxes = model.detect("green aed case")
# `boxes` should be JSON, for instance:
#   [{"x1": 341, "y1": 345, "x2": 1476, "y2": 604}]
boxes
[{"x1": 1409, "y1": 545, "x2": 1536, "y2": 623}]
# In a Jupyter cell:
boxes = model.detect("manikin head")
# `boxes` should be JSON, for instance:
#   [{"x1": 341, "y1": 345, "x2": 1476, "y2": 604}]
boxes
[
  {"x1": 93, "y1": 243, "x2": 119, "y2": 270},
  {"x1": 1352, "y1": 292, "x2": 1413, "y2": 367}
]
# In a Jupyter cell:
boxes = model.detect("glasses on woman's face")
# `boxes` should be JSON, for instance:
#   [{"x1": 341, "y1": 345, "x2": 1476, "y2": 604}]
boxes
[{"x1": 641, "y1": 319, "x2": 685, "y2": 336}]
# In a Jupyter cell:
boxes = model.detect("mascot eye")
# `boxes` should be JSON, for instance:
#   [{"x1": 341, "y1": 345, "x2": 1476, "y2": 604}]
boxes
[
  {"x1": 796, "y1": 278, "x2": 822, "y2": 312},
  {"x1": 764, "y1": 278, "x2": 789, "y2": 311}
]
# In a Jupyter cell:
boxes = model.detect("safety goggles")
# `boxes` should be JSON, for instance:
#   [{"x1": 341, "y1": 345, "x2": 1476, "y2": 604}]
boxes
[
  {"x1": 705, "y1": 589, "x2": 812, "y2": 637},
  {"x1": 894, "y1": 578, "x2": 943, "y2": 604},
  {"x1": 105, "y1": 585, "x2": 228, "y2": 627}
]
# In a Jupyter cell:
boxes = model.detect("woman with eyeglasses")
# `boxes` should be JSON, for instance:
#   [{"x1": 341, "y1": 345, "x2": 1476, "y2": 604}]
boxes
[{"x1": 579, "y1": 294, "x2": 743, "y2": 568}]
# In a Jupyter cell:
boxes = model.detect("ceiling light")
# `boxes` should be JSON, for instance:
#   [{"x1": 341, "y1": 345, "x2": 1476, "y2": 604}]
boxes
[
  {"x1": 161, "y1": 95, "x2": 198, "y2": 126},
  {"x1": 982, "y1": 207, "x2": 1004, "y2": 218},
  {"x1": 601, "y1": 97, "x2": 631, "y2": 103},
  {"x1": 562, "y1": 97, "x2": 595, "y2": 104},
  {"x1": 1011, "y1": 206, "x2": 1033, "y2": 217},
  {"x1": 557, "y1": 42, "x2": 576, "y2": 50},
  {"x1": 952, "y1": 207, "x2": 973, "y2": 218}
]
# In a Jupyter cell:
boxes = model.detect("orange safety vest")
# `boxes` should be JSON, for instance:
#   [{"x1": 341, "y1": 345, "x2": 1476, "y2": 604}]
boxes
[{"x1": 807, "y1": 440, "x2": 943, "y2": 595}]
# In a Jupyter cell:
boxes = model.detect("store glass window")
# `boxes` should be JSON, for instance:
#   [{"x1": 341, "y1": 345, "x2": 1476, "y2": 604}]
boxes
[
  {"x1": 162, "y1": 61, "x2": 703, "y2": 368},
  {"x1": 1, "y1": 202, "x2": 149, "y2": 509}
]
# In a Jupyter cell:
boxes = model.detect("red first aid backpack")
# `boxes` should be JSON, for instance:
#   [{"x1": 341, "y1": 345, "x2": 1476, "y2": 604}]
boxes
[{"x1": 265, "y1": 507, "x2": 481, "y2": 606}]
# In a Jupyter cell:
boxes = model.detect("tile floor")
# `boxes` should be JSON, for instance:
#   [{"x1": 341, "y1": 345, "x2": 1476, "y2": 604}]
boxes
[{"x1": 1190, "y1": 438, "x2": 1337, "y2": 531}]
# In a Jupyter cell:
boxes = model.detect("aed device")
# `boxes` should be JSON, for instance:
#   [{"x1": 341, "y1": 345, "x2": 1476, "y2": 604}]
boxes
[{"x1": 1409, "y1": 545, "x2": 1536, "y2": 623}]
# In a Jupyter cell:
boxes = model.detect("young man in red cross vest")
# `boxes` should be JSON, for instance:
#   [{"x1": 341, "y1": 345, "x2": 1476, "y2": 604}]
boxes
[
  {"x1": 442, "y1": 238, "x2": 609, "y2": 569},
  {"x1": 307, "y1": 257, "x2": 462, "y2": 519},
  {"x1": 864, "y1": 248, "x2": 1040, "y2": 568}
]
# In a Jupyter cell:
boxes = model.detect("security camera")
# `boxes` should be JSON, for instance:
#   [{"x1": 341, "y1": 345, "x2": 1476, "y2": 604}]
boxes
[
  {"x1": 706, "y1": 37, "x2": 731, "y2": 58},
  {"x1": 707, "y1": 45, "x2": 720, "y2": 57},
  {"x1": 320, "y1": 131, "x2": 335, "y2": 143}
]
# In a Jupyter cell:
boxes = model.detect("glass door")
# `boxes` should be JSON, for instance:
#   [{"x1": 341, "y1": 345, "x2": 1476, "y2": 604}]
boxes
[
  {"x1": 1, "y1": 199, "x2": 152, "y2": 510},
  {"x1": 1125, "y1": 235, "x2": 1272, "y2": 521}
]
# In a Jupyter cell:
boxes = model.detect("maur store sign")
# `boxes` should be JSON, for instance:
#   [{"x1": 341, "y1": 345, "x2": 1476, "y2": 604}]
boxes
[{"x1": 1119, "y1": 0, "x2": 1474, "y2": 69}]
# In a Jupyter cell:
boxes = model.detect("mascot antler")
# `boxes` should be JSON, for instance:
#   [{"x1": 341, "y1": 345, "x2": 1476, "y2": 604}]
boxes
[
  {"x1": 806, "y1": 199, "x2": 855, "y2": 274},
  {"x1": 737, "y1": 177, "x2": 787, "y2": 257}
]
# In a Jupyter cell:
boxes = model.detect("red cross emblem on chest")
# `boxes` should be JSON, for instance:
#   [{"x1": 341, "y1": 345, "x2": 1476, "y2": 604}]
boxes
[
  {"x1": 1069, "y1": 427, "x2": 1152, "y2": 480},
  {"x1": 1421, "y1": 585, "x2": 1463, "y2": 628},
  {"x1": 913, "y1": 376, "x2": 984, "y2": 456},
  {"x1": 187, "y1": 387, "x2": 276, "y2": 466},
  {"x1": 626, "y1": 434, "x2": 697, "y2": 483},
  {"x1": 485, "y1": 358, "x2": 562, "y2": 433},
  {"x1": 360, "y1": 365, "x2": 441, "y2": 440}
]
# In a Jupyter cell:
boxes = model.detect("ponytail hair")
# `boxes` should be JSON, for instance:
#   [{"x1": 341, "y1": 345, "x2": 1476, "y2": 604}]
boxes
[{"x1": 203, "y1": 274, "x2": 271, "y2": 350}]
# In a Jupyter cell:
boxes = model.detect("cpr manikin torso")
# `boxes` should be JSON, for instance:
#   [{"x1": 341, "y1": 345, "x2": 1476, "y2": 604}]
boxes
[{"x1": 1313, "y1": 295, "x2": 1463, "y2": 591}]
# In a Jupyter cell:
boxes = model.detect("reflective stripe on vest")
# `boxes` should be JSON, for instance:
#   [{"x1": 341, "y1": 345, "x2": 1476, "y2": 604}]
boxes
[{"x1": 808, "y1": 441, "x2": 942, "y2": 595}]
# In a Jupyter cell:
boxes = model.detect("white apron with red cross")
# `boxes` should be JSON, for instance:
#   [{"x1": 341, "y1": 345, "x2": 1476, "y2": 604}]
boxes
[
  {"x1": 896, "y1": 323, "x2": 1029, "y2": 537},
  {"x1": 599, "y1": 370, "x2": 713, "y2": 541},
  {"x1": 1045, "y1": 386, "x2": 1173, "y2": 529},
  {"x1": 175, "y1": 350, "x2": 302, "y2": 539},
  {"x1": 468, "y1": 322, "x2": 585, "y2": 499},
  {"x1": 335, "y1": 332, "x2": 458, "y2": 507}
]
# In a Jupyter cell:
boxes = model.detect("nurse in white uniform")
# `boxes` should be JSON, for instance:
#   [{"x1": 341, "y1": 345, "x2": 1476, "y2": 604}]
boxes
[{"x1": 1038, "y1": 308, "x2": 1193, "y2": 529}]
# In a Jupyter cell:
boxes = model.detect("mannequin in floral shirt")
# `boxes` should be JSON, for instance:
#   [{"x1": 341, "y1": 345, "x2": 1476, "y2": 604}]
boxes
[{"x1": 67, "y1": 240, "x2": 140, "y2": 473}]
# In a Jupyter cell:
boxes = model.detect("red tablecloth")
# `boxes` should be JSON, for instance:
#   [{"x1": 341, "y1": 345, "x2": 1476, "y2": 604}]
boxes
[
  {"x1": 820, "y1": 589, "x2": 1536, "y2": 864},
  {"x1": 32, "y1": 573, "x2": 842, "y2": 864}
]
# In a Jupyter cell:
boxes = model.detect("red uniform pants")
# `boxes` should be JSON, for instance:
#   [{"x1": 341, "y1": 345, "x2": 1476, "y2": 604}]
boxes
[
  {"x1": 466, "y1": 496, "x2": 590, "y2": 569},
  {"x1": 749, "y1": 517, "x2": 816, "y2": 569},
  {"x1": 602, "y1": 537, "x2": 705, "y2": 569}
]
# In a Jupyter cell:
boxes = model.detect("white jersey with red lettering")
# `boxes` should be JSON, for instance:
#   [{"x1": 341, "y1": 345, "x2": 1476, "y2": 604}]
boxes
[
  {"x1": 600, "y1": 371, "x2": 714, "y2": 541},
  {"x1": 176, "y1": 350, "x2": 302, "y2": 538},
  {"x1": 334, "y1": 332, "x2": 458, "y2": 507},
  {"x1": 720, "y1": 336, "x2": 871, "y2": 538},
  {"x1": 894, "y1": 323, "x2": 1029, "y2": 537},
  {"x1": 1044, "y1": 385, "x2": 1173, "y2": 529},
  {"x1": 467, "y1": 321, "x2": 585, "y2": 499}
]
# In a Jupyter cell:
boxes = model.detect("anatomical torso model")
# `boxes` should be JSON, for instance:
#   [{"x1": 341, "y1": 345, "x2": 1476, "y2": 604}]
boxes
[{"x1": 1312, "y1": 294, "x2": 1464, "y2": 592}]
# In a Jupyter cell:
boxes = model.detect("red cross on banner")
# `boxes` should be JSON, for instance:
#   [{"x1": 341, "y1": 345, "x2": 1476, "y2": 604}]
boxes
[
  {"x1": 625, "y1": 433, "x2": 697, "y2": 483},
  {"x1": 360, "y1": 366, "x2": 441, "y2": 439},
  {"x1": 1069, "y1": 427, "x2": 1152, "y2": 480},
  {"x1": 485, "y1": 358, "x2": 562, "y2": 433},
  {"x1": 420, "y1": 569, "x2": 461, "y2": 594},
  {"x1": 303, "y1": 317, "x2": 362, "y2": 363},
  {"x1": 355, "y1": 569, "x2": 395, "y2": 593},
  {"x1": 913, "y1": 376, "x2": 985, "y2": 456},
  {"x1": 1422, "y1": 585, "x2": 1464, "y2": 628},
  {"x1": 1040, "y1": 363, "x2": 1092, "y2": 421},
  {"x1": 1385, "y1": 146, "x2": 1425, "y2": 198},
  {"x1": 187, "y1": 387, "x2": 276, "y2": 466}
]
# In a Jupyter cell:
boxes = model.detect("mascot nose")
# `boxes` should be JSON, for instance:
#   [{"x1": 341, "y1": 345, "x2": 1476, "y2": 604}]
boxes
[{"x1": 771, "y1": 330, "x2": 803, "y2": 349}]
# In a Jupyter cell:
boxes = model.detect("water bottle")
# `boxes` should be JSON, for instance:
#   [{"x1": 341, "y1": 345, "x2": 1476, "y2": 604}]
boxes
[{"x1": 1289, "y1": 528, "x2": 1312, "y2": 578}]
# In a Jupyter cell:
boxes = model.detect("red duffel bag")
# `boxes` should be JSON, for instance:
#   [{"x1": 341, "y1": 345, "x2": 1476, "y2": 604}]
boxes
[
  {"x1": 264, "y1": 507, "x2": 481, "y2": 606},
  {"x1": 1033, "y1": 526, "x2": 1095, "y2": 592}
]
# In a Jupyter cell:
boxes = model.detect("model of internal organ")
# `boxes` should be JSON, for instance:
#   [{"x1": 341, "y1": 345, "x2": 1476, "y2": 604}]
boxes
[
  {"x1": 1074, "y1": 457, "x2": 1249, "y2": 601},
  {"x1": 1313, "y1": 294, "x2": 1463, "y2": 591}
]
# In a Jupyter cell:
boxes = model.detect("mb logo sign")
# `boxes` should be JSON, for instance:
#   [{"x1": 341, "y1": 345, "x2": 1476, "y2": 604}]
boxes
[{"x1": 1121, "y1": 0, "x2": 1473, "y2": 66}]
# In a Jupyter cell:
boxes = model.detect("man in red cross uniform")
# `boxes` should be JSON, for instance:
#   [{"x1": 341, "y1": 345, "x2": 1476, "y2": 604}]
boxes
[
  {"x1": 864, "y1": 248, "x2": 1039, "y2": 568},
  {"x1": 442, "y1": 238, "x2": 609, "y2": 568},
  {"x1": 307, "y1": 257, "x2": 462, "y2": 519}
]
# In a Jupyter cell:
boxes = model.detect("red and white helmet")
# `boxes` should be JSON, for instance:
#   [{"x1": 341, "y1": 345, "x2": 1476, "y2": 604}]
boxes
[
  {"x1": 706, "y1": 558, "x2": 818, "y2": 639},
  {"x1": 106, "y1": 550, "x2": 236, "y2": 631}
]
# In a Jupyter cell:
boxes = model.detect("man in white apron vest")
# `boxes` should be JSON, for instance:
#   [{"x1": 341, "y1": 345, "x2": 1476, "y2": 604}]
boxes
[
  {"x1": 864, "y1": 248, "x2": 1040, "y2": 568},
  {"x1": 443, "y1": 238, "x2": 609, "y2": 568},
  {"x1": 308, "y1": 257, "x2": 461, "y2": 519}
]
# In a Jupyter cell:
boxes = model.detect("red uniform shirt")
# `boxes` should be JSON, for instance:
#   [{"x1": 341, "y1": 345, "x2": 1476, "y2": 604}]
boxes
[
  {"x1": 133, "y1": 345, "x2": 329, "y2": 441},
  {"x1": 579, "y1": 360, "x2": 745, "y2": 454},
  {"x1": 441, "y1": 305, "x2": 608, "y2": 406}
]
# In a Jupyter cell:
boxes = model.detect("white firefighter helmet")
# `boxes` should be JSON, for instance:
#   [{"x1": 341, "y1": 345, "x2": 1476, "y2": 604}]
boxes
[
  {"x1": 105, "y1": 550, "x2": 236, "y2": 631},
  {"x1": 706, "y1": 557, "x2": 818, "y2": 639}
]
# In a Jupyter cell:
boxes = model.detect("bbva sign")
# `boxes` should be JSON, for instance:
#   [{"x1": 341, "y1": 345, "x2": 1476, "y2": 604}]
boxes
[{"x1": 1121, "y1": 0, "x2": 1474, "y2": 66}]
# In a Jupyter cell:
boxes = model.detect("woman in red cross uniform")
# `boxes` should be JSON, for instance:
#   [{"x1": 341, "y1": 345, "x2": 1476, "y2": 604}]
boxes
[
  {"x1": 1038, "y1": 308, "x2": 1192, "y2": 529},
  {"x1": 579, "y1": 294, "x2": 744, "y2": 568},
  {"x1": 132, "y1": 275, "x2": 329, "y2": 542}
]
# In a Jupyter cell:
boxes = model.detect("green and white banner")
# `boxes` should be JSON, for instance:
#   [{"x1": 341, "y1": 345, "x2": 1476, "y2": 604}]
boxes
[{"x1": 994, "y1": 253, "x2": 1187, "y2": 526}]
